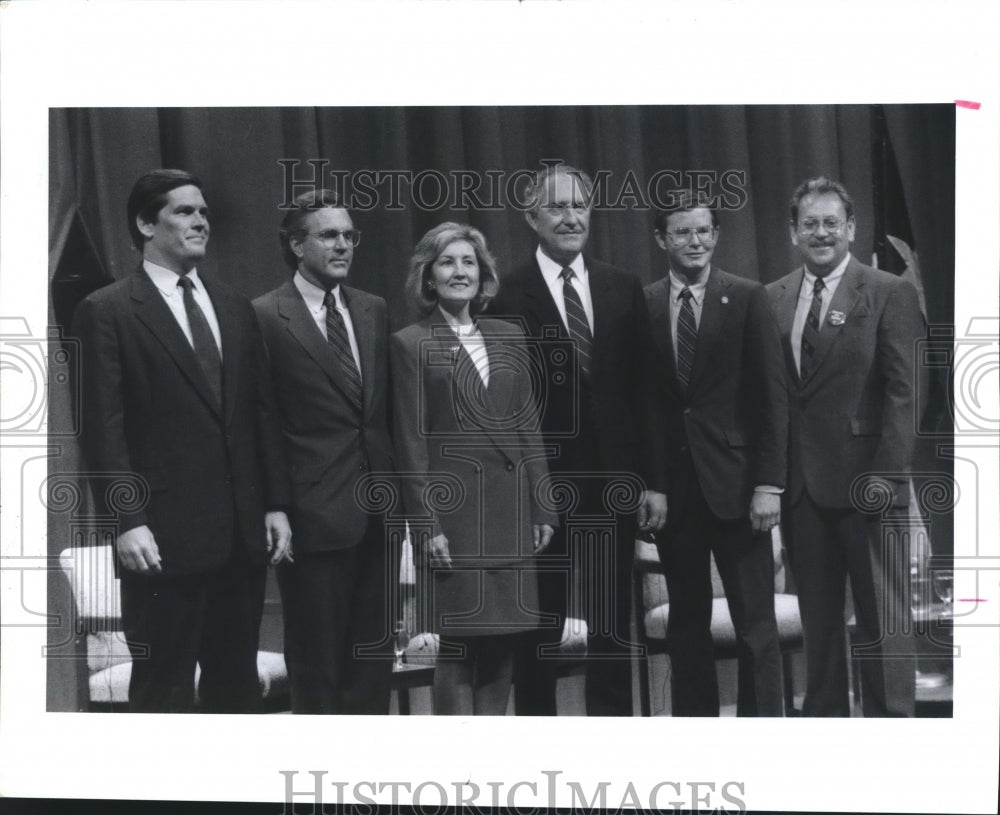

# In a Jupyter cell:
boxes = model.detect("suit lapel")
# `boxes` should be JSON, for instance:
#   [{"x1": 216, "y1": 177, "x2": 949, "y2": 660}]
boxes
[
  {"x1": 344, "y1": 286, "x2": 374, "y2": 416},
  {"x1": 522, "y1": 259, "x2": 568, "y2": 338},
  {"x1": 774, "y1": 269, "x2": 803, "y2": 385},
  {"x1": 686, "y1": 267, "x2": 727, "y2": 393},
  {"x1": 278, "y1": 281, "x2": 361, "y2": 411},
  {"x1": 646, "y1": 277, "x2": 682, "y2": 397},
  {"x1": 588, "y1": 261, "x2": 611, "y2": 377},
  {"x1": 803, "y1": 258, "x2": 864, "y2": 386},
  {"x1": 203, "y1": 279, "x2": 241, "y2": 426},
  {"x1": 129, "y1": 270, "x2": 222, "y2": 418}
]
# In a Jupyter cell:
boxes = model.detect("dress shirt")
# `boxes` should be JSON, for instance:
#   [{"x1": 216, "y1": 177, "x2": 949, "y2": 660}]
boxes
[
  {"x1": 536, "y1": 247, "x2": 595, "y2": 334},
  {"x1": 144, "y1": 261, "x2": 223, "y2": 358},
  {"x1": 791, "y1": 253, "x2": 850, "y2": 374},
  {"x1": 293, "y1": 271, "x2": 362, "y2": 373},
  {"x1": 668, "y1": 266, "x2": 711, "y2": 366},
  {"x1": 439, "y1": 307, "x2": 490, "y2": 387}
]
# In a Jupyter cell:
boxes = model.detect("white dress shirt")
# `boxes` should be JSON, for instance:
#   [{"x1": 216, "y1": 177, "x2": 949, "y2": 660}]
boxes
[
  {"x1": 293, "y1": 271, "x2": 362, "y2": 374},
  {"x1": 668, "y1": 266, "x2": 711, "y2": 367},
  {"x1": 536, "y1": 247, "x2": 595, "y2": 334},
  {"x1": 791, "y1": 253, "x2": 850, "y2": 374},
  {"x1": 439, "y1": 306, "x2": 490, "y2": 387},
  {"x1": 144, "y1": 261, "x2": 223, "y2": 358}
]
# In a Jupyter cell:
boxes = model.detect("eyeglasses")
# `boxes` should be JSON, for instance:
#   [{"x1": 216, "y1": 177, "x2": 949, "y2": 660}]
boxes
[
  {"x1": 662, "y1": 226, "x2": 718, "y2": 247},
  {"x1": 795, "y1": 217, "x2": 846, "y2": 236},
  {"x1": 307, "y1": 229, "x2": 362, "y2": 247}
]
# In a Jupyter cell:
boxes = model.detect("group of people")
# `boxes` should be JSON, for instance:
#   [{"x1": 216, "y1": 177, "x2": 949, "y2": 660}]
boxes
[{"x1": 72, "y1": 163, "x2": 924, "y2": 719}]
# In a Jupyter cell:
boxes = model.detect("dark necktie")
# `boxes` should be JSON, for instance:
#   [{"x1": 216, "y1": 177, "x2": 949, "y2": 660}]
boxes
[
  {"x1": 676, "y1": 286, "x2": 697, "y2": 390},
  {"x1": 560, "y1": 267, "x2": 593, "y2": 378},
  {"x1": 177, "y1": 275, "x2": 222, "y2": 410},
  {"x1": 323, "y1": 290, "x2": 363, "y2": 406},
  {"x1": 800, "y1": 276, "x2": 825, "y2": 379}
]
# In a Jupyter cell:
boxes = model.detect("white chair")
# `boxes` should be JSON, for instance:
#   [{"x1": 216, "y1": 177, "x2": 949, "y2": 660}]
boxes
[{"x1": 58, "y1": 545, "x2": 289, "y2": 711}]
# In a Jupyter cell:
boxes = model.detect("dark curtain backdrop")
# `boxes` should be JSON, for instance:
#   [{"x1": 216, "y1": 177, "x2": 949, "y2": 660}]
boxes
[
  {"x1": 49, "y1": 104, "x2": 955, "y2": 331},
  {"x1": 46, "y1": 104, "x2": 956, "y2": 710}
]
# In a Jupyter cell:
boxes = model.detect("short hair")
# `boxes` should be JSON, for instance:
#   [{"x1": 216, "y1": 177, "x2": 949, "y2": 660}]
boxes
[
  {"x1": 127, "y1": 169, "x2": 204, "y2": 250},
  {"x1": 520, "y1": 163, "x2": 594, "y2": 214},
  {"x1": 278, "y1": 188, "x2": 347, "y2": 270},
  {"x1": 405, "y1": 222, "x2": 500, "y2": 317},
  {"x1": 653, "y1": 189, "x2": 719, "y2": 233},
  {"x1": 789, "y1": 176, "x2": 855, "y2": 224}
]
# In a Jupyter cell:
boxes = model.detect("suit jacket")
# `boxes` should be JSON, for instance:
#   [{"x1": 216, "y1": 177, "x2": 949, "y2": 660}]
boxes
[
  {"x1": 489, "y1": 256, "x2": 667, "y2": 495},
  {"x1": 71, "y1": 268, "x2": 290, "y2": 576},
  {"x1": 645, "y1": 266, "x2": 787, "y2": 520},
  {"x1": 253, "y1": 281, "x2": 393, "y2": 553},
  {"x1": 766, "y1": 256, "x2": 924, "y2": 509},
  {"x1": 390, "y1": 316, "x2": 557, "y2": 566}
]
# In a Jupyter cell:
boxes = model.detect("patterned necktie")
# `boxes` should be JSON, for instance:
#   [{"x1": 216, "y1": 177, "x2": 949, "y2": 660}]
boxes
[
  {"x1": 177, "y1": 275, "x2": 222, "y2": 410},
  {"x1": 323, "y1": 290, "x2": 363, "y2": 407},
  {"x1": 676, "y1": 286, "x2": 697, "y2": 390},
  {"x1": 800, "y1": 276, "x2": 825, "y2": 380},
  {"x1": 560, "y1": 267, "x2": 593, "y2": 378}
]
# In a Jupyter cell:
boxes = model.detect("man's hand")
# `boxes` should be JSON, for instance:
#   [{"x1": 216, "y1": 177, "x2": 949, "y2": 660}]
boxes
[
  {"x1": 265, "y1": 511, "x2": 293, "y2": 565},
  {"x1": 425, "y1": 533, "x2": 453, "y2": 569},
  {"x1": 750, "y1": 491, "x2": 781, "y2": 533},
  {"x1": 533, "y1": 523, "x2": 555, "y2": 553},
  {"x1": 116, "y1": 525, "x2": 162, "y2": 574},
  {"x1": 637, "y1": 490, "x2": 668, "y2": 532}
]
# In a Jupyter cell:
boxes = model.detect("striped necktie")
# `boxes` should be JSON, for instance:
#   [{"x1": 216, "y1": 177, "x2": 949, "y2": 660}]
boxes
[
  {"x1": 800, "y1": 276, "x2": 825, "y2": 380},
  {"x1": 560, "y1": 266, "x2": 593, "y2": 378},
  {"x1": 676, "y1": 286, "x2": 697, "y2": 390},
  {"x1": 323, "y1": 289, "x2": 363, "y2": 406},
  {"x1": 177, "y1": 275, "x2": 222, "y2": 411}
]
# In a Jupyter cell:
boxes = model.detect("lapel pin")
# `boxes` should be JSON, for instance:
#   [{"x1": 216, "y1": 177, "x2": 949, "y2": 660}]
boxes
[
  {"x1": 828, "y1": 310, "x2": 846, "y2": 326},
  {"x1": 721, "y1": 296, "x2": 729, "y2": 304}
]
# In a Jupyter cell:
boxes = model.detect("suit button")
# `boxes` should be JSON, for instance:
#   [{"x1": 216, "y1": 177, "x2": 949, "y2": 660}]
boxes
[
  {"x1": 680, "y1": 445, "x2": 688, "y2": 453},
  {"x1": 359, "y1": 462, "x2": 368, "y2": 471},
  {"x1": 505, "y1": 463, "x2": 514, "y2": 472},
  {"x1": 683, "y1": 408, "x2": 691, "y2": 415}
]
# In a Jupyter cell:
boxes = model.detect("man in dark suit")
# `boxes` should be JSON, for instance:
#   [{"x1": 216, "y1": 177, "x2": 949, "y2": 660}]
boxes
[
  {"x1": 71, "y1": 169, "x2": 292, "y2": 713},
  {"x1": 490, "y1": 163, "x2": 668, "y2": 716},
  {"x1": 767, "y1": 176, "x2": 924, "y2": 717},
  {"x1": 253, "y1": 189, "x2": 394, "y2": 714},
  {"x1": 644, "y1": 193, "x2": 787, "y2": 716}
]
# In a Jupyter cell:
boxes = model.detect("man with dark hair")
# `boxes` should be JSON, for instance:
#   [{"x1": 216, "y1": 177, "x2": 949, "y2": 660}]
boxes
[
  {"x1": 767, "y1": 176, "x2": 924, "y2": 716},
  {"x1": 253, "y1": 189, "x2": 394, "y2": 714},
  {"x1": 490, "y1": 163, "x2": 668, "y2": 716},
  {"x1": 645, "y1": 192, "x2": 787, "y2": 716},
  {"x1": 72, "y1": 169, "x2": 292, "y2": 713}
]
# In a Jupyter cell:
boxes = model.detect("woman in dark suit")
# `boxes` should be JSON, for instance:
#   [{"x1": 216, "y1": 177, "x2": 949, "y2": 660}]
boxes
[{"x1": 390, "y1": 222, "x2": 557, "y2": 715}]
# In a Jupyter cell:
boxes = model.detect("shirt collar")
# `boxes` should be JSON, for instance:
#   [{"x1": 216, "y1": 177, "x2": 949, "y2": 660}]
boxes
[
  {"x1": 294, "y1": 271, "x2": 343, "y2": 312},
  {"x1": 436, "y1": 305, "x2": 478, "y2": 336},
  {"x1": 668, "y1": 265, "x2": 711, "y2": 305},
  {"x1": 536, "y1": 246, "x2": 586, "y2": 288},
  {"x1": 144, "y1": 260, "x2": 201, "y2": 297},
  {"x1": 803, "y1": 253, "x2": 851, "y2": 292}
]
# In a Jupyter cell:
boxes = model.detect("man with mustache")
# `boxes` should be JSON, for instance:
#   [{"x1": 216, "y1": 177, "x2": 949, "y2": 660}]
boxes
[
  {"x1": 490, "y1": 163, "x2": 667, "y2": 716},
  {"x1": 644, "y1": 192, "x2": 787, "y2": 716},
  {"x1": 253, "y1": 189, "x2": 394, "y2": 714},
  {"x1": 767, "y1": 176, "x2": 924, "y2": 716}
]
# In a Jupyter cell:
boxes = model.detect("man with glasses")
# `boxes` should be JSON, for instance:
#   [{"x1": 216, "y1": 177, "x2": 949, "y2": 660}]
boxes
[
  {"x1": 253, "y1": 189, "x2": 394, "y2": 714},
  {"x1": 644, "y1": 191, "x2": 787, "y2": 716},
  {"x1": 767, "y1": 177, "x2": 923, "y2": 717}
]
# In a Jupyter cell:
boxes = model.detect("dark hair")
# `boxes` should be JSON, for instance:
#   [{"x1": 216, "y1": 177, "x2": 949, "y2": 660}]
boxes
[
  {"x1": 653, "y1": 189, "x2": 719, "y2": 233},
  {"x1": 127, "y1": 169, "x2": 204, "y2": 250},
  {"x1": 520, "y1": 164, "x2": 594, "y2": 214},
  {"x1": 278, "y1": 189, "x2": 347, "y2": 270},
  {"x1": 404, "y1": 222, "x2": 500, "y2": 316},
  {"x1": 789, "y1": 176, "x2": 855, "y2": 224}
]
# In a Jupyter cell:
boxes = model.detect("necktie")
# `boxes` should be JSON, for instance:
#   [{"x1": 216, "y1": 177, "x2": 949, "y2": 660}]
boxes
[
  {"x1": 800, "y1": 276, "x2": 825, "y2": 379},
  {"x1": 560, "y1": 267, "x2": 593, "y2": 378},
  {"x1": 323, "y1": 290, "x2": 363, "y2": 406},
  {"x1": 177, "y1": 275, "x2": 222, "y2": 410},
  {"x1": 675, "y1": 286, "x2": 697, "y2": 390}
]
